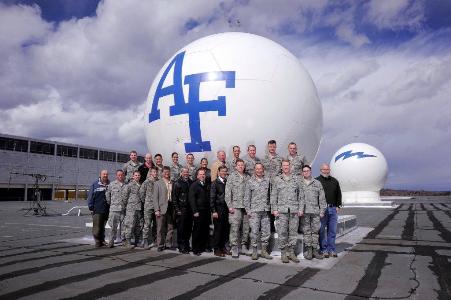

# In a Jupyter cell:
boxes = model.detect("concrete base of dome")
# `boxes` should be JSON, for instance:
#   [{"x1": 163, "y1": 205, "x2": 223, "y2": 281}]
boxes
[{"x1": 342, "y1": 191, "x2": 395, "y2": 208}]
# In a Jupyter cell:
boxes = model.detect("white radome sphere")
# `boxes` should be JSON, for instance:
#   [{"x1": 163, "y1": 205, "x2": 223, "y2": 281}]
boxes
[
  {"x1": 330, "y1": 143, "x2": 388, "y2": 203},
  {"x1": 144, "y1": 32, "x2": 323, "y2": 164}
]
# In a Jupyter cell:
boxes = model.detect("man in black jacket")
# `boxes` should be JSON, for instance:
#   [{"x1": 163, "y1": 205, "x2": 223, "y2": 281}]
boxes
[
  {"x1": 172, "y1": 167, "x2": 193, "y2": 254},
  {"x1": 210, "y1": 166, "x2": 229, "y2": 257},
  {"x1": 189, "y1": 169, "x2": 210, "y2": 255},
  {"x1": 316, "y1": 163, "x2": 342, "y2": 258}
]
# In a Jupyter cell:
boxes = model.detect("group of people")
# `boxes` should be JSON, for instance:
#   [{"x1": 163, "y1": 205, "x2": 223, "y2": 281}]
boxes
[{"x1": 87, "y1": 140, "x2": 342, "y2": 263}]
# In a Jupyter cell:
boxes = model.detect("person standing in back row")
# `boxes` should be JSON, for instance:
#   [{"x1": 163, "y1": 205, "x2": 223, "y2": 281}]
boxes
[
  {"x1": 316, "y1": 163, "x2": 342, "y2": 258},
  {"x1": 122, "y1": 150, "x2": 142, "y2": 183}
]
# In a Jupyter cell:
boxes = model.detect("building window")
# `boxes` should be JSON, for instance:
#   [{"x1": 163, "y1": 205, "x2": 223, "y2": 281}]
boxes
[
  {"x1": 30, "y1": 141, "x2": 55, "y2": 155},
  {"x1": 117, "y1": 153, "x2": 129, "y2": 163},
  {"x1": 79, "y1": 148, "x2": 98, "y2": 160},
  {"x1": 99, "y1": 150, "x2": 116, "y2": 162},
  {"x1": 57, "y1": 145, "x2": 78, "y2": 158},
  {"x1": 0, "y1": 137, "x2": 28, "y2": 152}
]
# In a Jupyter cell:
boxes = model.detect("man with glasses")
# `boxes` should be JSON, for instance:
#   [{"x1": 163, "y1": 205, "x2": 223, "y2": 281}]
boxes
[{"x1": 316, "y1": 163, "x2": 342, "y2": 258}]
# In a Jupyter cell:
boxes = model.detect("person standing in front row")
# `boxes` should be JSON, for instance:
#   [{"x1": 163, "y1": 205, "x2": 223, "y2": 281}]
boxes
[
  {"x1": 244, "y1": 163, "x2": 273, "y2": 260},
  {"x1": 122, "y1": 171, "x2": 143, "y2": 249},
  {"x1": 210, "y1": 166, "x2": 229, "y2": 257},
  {"x1": 106, "y1": 170, "x2": 126, "y2": 248},
  {"x1": 299, "y1": 165, "x2": 327, "y2": 260},
  {"x1": 225, "y1": 159, "x2": 249, "y2": 258},
  {"x1": 271, "y1": 160, "x2": 302, "y2": 263},
  {"x1": 153, "y1": 166, "x2": 174, "y2": 251},
  {"x1": 87, "y1": 170, "x2": 110, "y2": 247},
  {"x1": 316, "y1": 163, "x2": 342, "y2": 258},
  {"x1": 189, "y1": 169, "x2": 211, "y2": 256},
  {"x1": 172, "y1": 167, "x2": 193, "y2": 254},
  {"x1": 139, "y1": 167, "x2": 159, "y2": 249}
]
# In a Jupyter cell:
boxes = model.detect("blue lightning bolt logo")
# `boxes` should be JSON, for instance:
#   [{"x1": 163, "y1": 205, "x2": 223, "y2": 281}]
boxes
[{"x1": 335, "y1": 150, "x2": 377, "y2": 162}]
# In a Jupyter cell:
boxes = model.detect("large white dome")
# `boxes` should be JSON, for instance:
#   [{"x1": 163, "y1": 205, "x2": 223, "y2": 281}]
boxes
[
  {"x1": 144, "y1": 32, "x2": 323, "y2": 164},
  {"x1": 330, "y1": 143, "x2": 388, "y2": 204}
]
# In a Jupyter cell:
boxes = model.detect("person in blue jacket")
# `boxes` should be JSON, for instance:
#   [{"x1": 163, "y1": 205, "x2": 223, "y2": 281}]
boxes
[{"x1": 87, "y1": 170, "x2": 110, "y2": 247}]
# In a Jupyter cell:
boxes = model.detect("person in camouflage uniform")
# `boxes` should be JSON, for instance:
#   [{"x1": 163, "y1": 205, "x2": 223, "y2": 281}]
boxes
[
  {"x1": 106, "y1": 170, "x2": 126, "y2": 248},
  {"x1": 299, "y1": 165, "x2": 327, "y2": 260},
  {"x1": 271, "y1": 160, "x2": 302, "y2": 263},
  {"x1": 225, "y1": 159, "x2": 250, "y2": 258},
  {"x1": 185, "y1": 153, "x2": 197, "y2": 181},
  {"x1": 244, "y1": 163, "x2": 273, "y2": 260},
  {"x1": 261, "y1": 140, "x2": 283, "y2": 182},
  {"x1": 243, "y1": 144, "x2": 260, "y2": 176},
  {"x1": 139, "y1": 167, "x2": 158, "y2": 249},
  {"x1": 170, "y1": 152, "x2": 183, "y2": 182},
  {"x1": 287, "y1": 142, "x2": 308, "y2": 176},
  {"x1": 154, "y1": 154, "x2": 164, "y2": 179},
  {"x1": 122, "y1": 171, "x2": 143, "y2": 249},
  {"x1": 226, "y1": 145, "x2": 241, "y2": 173},
  {"x1": 122, "y1": 150, "x2": 142, "y2": 183}
]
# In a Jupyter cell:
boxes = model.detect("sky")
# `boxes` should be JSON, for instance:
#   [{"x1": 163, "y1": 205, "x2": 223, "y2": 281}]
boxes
[{"x1": 0, "y1": 0, "x2": 450, "y2": 191}]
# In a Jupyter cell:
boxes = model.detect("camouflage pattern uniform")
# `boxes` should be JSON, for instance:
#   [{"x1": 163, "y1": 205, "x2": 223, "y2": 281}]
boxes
[
  {"x1": 170, "y1": 163, "x2": 183, "y2": 182},
  {"x1": 226, "y1": 157, "x2": 239, "y2": 174},
  {"x1": 106, "y1": 180, "x2": 126, "y2": 244},
  {"x1": 225, "y1": 171, "x2": 250, "y2": 248},
  {"x1": 122, "y1": 160, "x2": 142, "y2": 183},
  {"x1": 287, "y1": 154, "x2": 308, "y2": 176},
  {"x1": 242, "y1": 154, "x2": 261, "y2": 177},
  {"x1": 139, "y1": 177, "x2": 158, "y2": 245},
  {"x1": 270, "y1": 174, "x2": 301, "y2": 251},
  {"x1": 185, "y1": 164, "x2": 197, "y2": 182},
  {"x1": 155, "y1": 164, "x2": 164, "y2": 179},
  {"x1": 122, "y1": 180, "x2": 143, "y2": 243},
  {"x1": 261, "y1": 154, "x2": 283, "y2": 182},
  {"x1": 244, "y1": 175, "x2": 271, "y2": 249},
  {"x1": 299, "y1": 178, "x2": 327, "y2": 248}
]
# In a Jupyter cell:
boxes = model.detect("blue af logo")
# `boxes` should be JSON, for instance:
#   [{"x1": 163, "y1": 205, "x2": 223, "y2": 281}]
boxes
[{"x1": 149, "y1": 51, "x2": 236, "y2": 152}]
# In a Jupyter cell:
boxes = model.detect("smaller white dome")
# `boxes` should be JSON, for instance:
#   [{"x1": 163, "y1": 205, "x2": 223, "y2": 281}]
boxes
[{"x1": 330, "y1": 143, "x2": 388, "y2": 204}]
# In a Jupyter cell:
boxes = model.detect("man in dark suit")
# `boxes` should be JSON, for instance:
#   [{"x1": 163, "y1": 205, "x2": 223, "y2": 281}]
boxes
[
  {"x1": 210, "y1": 166, "x2": 229, "y2": 257},
  {"x1": 189, "y1": 169, "x2": 211, "y2": 255},
  {"x1": 172, "y1": 167, "x2": 193, "y2": 254}
]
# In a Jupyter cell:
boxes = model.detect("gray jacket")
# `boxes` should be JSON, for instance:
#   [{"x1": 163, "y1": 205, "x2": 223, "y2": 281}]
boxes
[
  {"x1": 270, "y1": 174, "x2": 300, "y2": 213},
  {"x1": 244, "y1": 176, "x2": 271, "y2": 212},
  {"x1": 225, "y1": 171, "x2": 249, "y2": 209},
  {"x1": 299, "y1": 178, "x2": 327, "y2": 214},
  {"x1": 106, "y1": 180, "x2": 126, "y2": 212},
  {"x1": 152, "y1": 179, "x2": 171, "y2": 214},
  {"x1": 122, "y1": 180, "x2": 142, "y2": 211}
]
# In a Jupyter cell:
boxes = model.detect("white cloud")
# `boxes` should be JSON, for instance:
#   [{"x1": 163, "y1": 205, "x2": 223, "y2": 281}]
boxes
[
  {"x1": 365, "y1": 0, "x2": 425, "y2": 31},
  {"x1": 0, "y1": 0, "x2": 448, "y2": 189}
]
